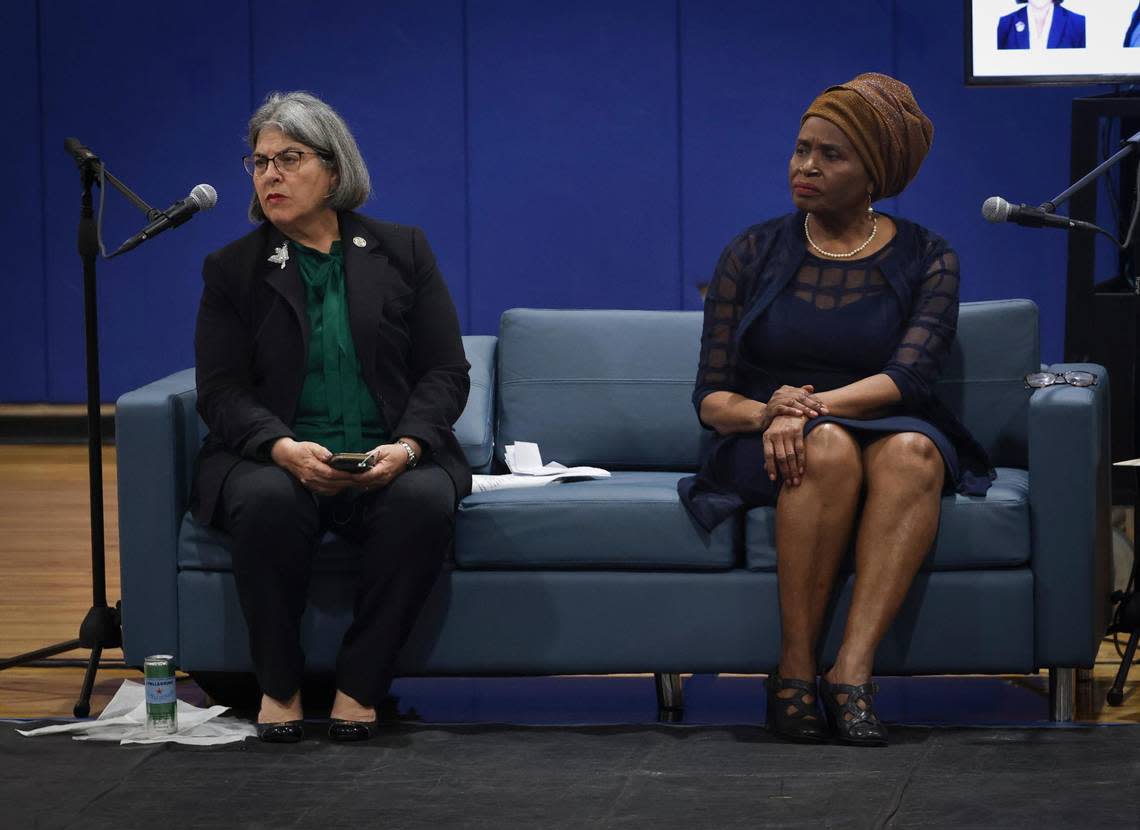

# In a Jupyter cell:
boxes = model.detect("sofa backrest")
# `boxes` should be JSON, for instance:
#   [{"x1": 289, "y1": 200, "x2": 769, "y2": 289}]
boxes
[
  {"x1": 454, "y1": 335, "x2": 497, "y2": 472},
  {"x1": 186, "y1": 336, "x2": 501, "y2": 482},
  {"x1": 496, "y1": 309, "x2": 704, "y2": 470},
  {"x1": 494, "y1": 300, "x2": 1040, "y2": 472},
  {"x1": 181, "y1": 302, "x2": 1039, "y2": 477},
  {"x1": 935, "y1": 299, "x2": 1039, "y2": 468}
]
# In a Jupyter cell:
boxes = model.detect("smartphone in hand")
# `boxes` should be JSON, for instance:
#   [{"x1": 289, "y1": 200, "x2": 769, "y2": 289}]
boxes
[{"x1": 327, "y1": 452, "x2": 375, "y2": 473}]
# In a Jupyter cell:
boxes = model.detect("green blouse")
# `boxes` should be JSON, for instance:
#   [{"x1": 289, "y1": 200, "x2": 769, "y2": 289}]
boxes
[{"x1": 290, "y1": 240, "x2": 388, "y2": 453}]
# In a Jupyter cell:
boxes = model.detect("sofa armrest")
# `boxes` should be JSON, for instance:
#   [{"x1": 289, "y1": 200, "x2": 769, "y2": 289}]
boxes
[
  {"x1": 455, "y1": 335, "x2": 497, "y2": 473},
  {"x1": 1029, "y1": 362, "x2": 1112, "y2": 668},
  {"x1": 115, "y1": 369, "x2": 199, "y2": 665}
]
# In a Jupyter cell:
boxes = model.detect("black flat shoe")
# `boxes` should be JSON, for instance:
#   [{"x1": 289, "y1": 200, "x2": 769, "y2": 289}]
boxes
[
  {"x1": 328, "y1": 718, "x2": 379, "y2": 742},
  {"x1": 819, "y1": 676, "x2": 888, "y2": 747},
  {"x1": 256, "y1": 720, "x2": 305, "y2": 743},
  {"x1": 765, "y1": 672, "x2": 829, "y2": 743}
]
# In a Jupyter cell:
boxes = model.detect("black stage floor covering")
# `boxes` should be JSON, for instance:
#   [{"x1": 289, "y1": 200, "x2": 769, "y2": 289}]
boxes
[{"x1": 3, "y1": 721, "x2": 1139, "y2": 829}]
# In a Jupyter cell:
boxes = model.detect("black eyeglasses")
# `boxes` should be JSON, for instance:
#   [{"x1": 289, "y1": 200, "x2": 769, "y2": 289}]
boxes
[
  {"x1": 1024, "y1": 370, "x2": 1098, "y2": 389},
  {"x1": 242, "y1": 150, "x2": 327, "y2": 176}
]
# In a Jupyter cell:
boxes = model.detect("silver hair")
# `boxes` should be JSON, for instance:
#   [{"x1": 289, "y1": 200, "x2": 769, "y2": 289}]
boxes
[{"x1": 246, "y1": 91, "x2": 372, "y2": 223}]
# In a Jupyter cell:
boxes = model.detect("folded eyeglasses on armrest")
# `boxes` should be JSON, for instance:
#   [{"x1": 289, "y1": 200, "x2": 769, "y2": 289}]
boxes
[{"x1": 1024, "y1": 370, "x2": 1098, "y2": 389}]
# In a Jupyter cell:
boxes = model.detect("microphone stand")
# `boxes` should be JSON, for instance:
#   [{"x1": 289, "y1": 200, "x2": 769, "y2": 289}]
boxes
[
  {"x1": 0, "y1": 141, "x2": 158, "y2": 717},
  {"x1": 1049, "y1": 128, "x2": 1140, "y2": 707},
  {"x1": 1108, "y1": 522, "x2": 1140, "y2": 706}
]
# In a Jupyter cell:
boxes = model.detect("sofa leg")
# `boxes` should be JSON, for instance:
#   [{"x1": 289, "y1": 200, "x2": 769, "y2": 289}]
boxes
[
  {"x1": 1048, "y1": 667, "x2": 1076, "y2": 722},
  {"x1": 655, "y1": 673, "x2": 684, "y2": 723}
]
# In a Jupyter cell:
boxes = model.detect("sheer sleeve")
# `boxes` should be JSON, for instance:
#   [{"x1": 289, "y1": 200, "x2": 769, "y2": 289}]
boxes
[
  {"x1": 693, "y1": 235, "x2": 753, "y2": 412},
  {"x1": 882, "y1": 246, "x2": 959, "y2": 404}
]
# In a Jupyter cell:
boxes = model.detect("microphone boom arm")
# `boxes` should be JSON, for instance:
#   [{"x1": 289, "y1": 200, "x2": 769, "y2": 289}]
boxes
[
  {"x1": 100, "y1": 168, "x2": 162, "y2": 221},
  {"x1": 63, "y1": 141, "x2": 160, "y2": 219},
  {"x1": 1040, "y1": 129, "x2": 1140, "y2": 215}
]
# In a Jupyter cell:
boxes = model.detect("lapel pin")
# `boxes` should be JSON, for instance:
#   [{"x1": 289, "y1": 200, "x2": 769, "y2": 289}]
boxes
[
  {"x1": 268, "y1": 243, "x2": 289, "y2": 269},
  {"x1": 1015, "y1": 21, "x2": 1025, "y2": 33},
  {"x1": 353, "y1": 236, "x2": 367, "y2": 248}
]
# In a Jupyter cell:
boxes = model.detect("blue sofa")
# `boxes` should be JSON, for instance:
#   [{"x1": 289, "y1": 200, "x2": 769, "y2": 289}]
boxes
[{"x1": 116, "y1": 301, "x2": 1111, "y2": 721}]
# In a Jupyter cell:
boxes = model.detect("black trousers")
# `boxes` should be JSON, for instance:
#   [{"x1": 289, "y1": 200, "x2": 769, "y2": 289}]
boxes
[{"x1": 215, "y1": 459, "x2": 455, "y2": 706}]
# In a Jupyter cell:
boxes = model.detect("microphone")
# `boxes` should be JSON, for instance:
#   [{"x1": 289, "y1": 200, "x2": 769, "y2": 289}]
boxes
[
  {"x1": 63, "y1": 137, "x2": 100, "y2": 169},
  {"x1": 981, "y1": 196, "x2": 1095, "y2": 231},
  {"x1": 114, "y1": 184, "x2": 217, "y2": 255}
]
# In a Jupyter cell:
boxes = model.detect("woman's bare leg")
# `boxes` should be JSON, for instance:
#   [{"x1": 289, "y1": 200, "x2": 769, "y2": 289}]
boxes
[
  {"x1": 331, "y1": 690, "x2": 376, "y2": 722},
  {"x1": 774, "y1": 423, "x2": 864, "y2": 689},
  {"x1": 825, "y1": 432, "x2": 944, "y2": 688},
  {"x1": 259, "y1": 690, "x2": 302, "y2": 723}
]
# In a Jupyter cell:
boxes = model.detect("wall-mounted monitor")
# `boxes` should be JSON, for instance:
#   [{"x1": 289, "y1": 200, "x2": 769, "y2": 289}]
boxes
[{"x1": 965, "y1": 0, "x2": 1140, "y2": 86}]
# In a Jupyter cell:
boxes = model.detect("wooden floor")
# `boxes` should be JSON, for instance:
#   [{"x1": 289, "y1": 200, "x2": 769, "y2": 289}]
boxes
[
  {"x1": 0, "y1": 444, "x2": 134, "y2": 718},
  {"x1": 0, "y1": 444, "x2": 1137, "y2": 722}
]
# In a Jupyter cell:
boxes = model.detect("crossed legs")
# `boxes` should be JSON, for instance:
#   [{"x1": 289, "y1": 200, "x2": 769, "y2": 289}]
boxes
[{"x1": 774, "y1": 424, "x2": 944, "y2": 695}]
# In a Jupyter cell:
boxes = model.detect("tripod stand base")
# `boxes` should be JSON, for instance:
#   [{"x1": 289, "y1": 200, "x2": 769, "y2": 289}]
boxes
[
  {"x1": 0, "y1": 639, "x2": 83, "y2": 670},
  {"x1": 0, "y1": 638, "x2": 103, "y2": 718},
  {"x1": 1106, "y1": 629, "x2": 1138, "y2": 706},
  {"x1": 0, "y1": 602, "x2": 123, "y2": 718},
  {"x1": 74, "y1": 645, "x2": 104, "y2": 718},
  {"x1": 78, "y1": 603, "x2": 122, "y2": 651}
]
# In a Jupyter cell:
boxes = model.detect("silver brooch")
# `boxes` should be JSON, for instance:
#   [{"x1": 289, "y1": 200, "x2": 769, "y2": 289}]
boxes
[
  {"x1": 268, "y1": 243, "x2": 289, "y2": 269},
  {"x1": 1015, "y1": 21, "x2": 1025, "y2": 33}
]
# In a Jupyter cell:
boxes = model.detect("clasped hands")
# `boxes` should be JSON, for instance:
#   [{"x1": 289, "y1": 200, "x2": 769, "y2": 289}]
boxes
[
  {"x1": 270, "y1": 437, "x2": 419, "y2": 496},
  {"x1": 762, "y1": 385, "x2": 827, "y2": 487}
]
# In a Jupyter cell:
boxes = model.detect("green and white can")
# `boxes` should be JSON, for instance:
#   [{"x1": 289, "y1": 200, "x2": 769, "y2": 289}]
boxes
[{"x1": 144, "y1": 655, "x2": 178, "y2": 734}]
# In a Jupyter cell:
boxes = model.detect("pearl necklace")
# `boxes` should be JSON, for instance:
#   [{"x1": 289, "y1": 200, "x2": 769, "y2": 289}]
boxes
[{"x1": 804, "y1": 212, "x2": 877, "y2": 259}]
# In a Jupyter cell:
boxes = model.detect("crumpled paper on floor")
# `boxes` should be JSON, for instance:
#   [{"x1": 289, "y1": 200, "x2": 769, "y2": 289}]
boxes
[{"x1": 16, "y1": 679, "x2": 256, "y2": 745}]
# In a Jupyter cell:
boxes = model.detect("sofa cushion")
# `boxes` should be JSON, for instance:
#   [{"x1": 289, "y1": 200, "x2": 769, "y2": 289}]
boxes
[
  {"x1": 456, "y1": 472, "x2": 737, "y2": 570},
  {"x1": 180, "y1": 472, "x2": 738, "y2": 573},
  {"x1": 496, "y1": 309, "x2": 704, "y2": 470},
  {"x1": 744, "y1": 467, "x2": 1029, "y2": 572},
  {"x1": 178, "y1": 513, "x2": 361, "y2": 572}
]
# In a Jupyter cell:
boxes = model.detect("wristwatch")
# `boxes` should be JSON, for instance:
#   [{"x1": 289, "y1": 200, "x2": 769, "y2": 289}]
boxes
[{"x1": 396, "y1": 439, "x2": 419, "y2": 470}]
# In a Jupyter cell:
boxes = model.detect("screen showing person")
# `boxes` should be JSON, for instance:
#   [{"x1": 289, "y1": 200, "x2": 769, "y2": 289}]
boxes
[
  {"x1": 997, "y1": 0, "x2": 1086, "y2": 49},
  {"x1": 1127, "y1": 2, "x2": 1140, "y2": 46},
  {"x1": 968, "y1": 0, "x2": 1137, "y2": 84}
]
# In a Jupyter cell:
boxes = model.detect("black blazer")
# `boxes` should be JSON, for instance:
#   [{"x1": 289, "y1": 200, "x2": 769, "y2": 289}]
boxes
[{"x1": 191, "y1": 212, "x2": 472, "y2": 525}]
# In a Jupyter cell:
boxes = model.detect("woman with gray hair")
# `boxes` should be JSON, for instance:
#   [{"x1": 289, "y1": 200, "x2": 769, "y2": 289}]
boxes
[{"x1": 191, "y1": 91, "x2": 471, "y2": 743}]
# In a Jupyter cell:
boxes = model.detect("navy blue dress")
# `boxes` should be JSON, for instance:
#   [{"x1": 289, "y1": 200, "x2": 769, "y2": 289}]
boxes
[{"x1": 679, "y1": 213, "x2": 993, "y2": 532}]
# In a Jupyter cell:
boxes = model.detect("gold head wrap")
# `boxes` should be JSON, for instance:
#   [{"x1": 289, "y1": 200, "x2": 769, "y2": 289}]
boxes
[{"x1": 801, "y1": 72, "x2": 933, "y2": 200}]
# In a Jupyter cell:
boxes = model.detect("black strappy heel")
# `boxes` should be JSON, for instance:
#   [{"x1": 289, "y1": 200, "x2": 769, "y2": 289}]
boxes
[
  {"x1": 765, "y1": 672, "x2": 829, "y2": 743},
  {"x1": 819, "y1": 676, "x2": 888, "y2": 747}
]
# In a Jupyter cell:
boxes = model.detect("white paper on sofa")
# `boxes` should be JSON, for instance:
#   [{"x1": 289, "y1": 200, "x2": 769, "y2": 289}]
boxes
[{"x1": 472, "y1": 442, "x2": 610, "y2": 492}]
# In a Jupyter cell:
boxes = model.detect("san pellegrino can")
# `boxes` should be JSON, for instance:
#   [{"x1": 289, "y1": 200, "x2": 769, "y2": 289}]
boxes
[{"x1": 144, "y1": 655, "x2": 178, "y2": 734}]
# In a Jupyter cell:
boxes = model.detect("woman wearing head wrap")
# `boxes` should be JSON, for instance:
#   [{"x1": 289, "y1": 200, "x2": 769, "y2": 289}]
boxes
[{"x1": 679, "y1": 74, "x2": 994, "y2": 747}]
